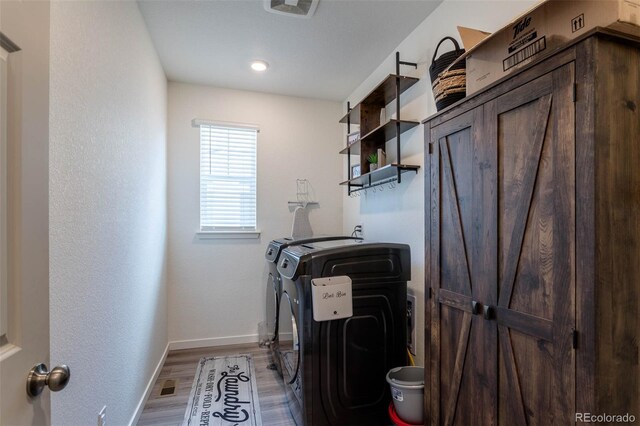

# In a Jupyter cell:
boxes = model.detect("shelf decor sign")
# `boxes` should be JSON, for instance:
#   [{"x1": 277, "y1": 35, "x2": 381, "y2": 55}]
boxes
[
  {"x1": 346, "y1": 131, "x2": 360, "y2": 147},
  {"x1": 351, "y1": 164, "x2": 361, "y2": 179}
]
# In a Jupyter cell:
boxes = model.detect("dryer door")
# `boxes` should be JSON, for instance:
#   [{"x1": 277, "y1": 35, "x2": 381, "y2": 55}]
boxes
[
  {"x1": 279, "y1": 288, "x2": 304, "y2": 426},
  {"x1": 278, "y1": 290, "x2": 300, "y2": 384},
  {"x1": 265, "y1": 272, "x2": 279, "y2": 342}
]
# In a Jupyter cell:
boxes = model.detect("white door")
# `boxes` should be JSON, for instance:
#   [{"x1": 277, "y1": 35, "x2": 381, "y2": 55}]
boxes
[{"x1": 0, "y1": 1, "x2": 62, "y2": 424}]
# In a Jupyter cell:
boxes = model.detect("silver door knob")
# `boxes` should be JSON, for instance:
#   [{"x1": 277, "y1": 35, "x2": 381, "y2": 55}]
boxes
[{"x1": 26, "y1": 363, "x2": 70, "y2": 397}]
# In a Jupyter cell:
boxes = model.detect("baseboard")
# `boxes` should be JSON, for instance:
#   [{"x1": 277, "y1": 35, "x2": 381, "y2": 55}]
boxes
[
  {"x1": 168, "y1": 334, "x2": 259, "y2": 351},
  {"x1": 128, "y1": 342, "x2": 170, "y2": 426}
]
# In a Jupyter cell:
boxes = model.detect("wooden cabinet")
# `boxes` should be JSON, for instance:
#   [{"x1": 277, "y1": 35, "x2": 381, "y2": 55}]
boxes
[
  {"x1": 340, "y1": 53, "x2": 420, "y2": 195},
  {"x1": 423, "y1": 30, "x2": 640, "y2": 425}
]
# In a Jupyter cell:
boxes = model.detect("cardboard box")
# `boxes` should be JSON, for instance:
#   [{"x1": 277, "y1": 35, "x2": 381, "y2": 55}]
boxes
[
  {"x1": 458, "y1": 0, "x2": 640, "y2": 95},
  {"x1": 457, "y1": 26, "x2": 491, "y2": 51}
]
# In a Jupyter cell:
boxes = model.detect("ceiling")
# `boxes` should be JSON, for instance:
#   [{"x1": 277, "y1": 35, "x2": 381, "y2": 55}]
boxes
[{"x1": 137, "y1": 0, "x2": 441, "y2": 101}]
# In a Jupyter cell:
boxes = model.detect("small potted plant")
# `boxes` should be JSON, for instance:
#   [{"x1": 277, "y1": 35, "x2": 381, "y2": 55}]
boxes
[{"x1": 367, "y1": 152, "x2": 378, "y2": 172}]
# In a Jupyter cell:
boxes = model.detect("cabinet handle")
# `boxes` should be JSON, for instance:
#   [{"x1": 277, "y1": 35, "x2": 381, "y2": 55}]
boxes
[
  {"x1": 471, "y1": 300, "x2": 482, "y2": 315},
  {"x1": 483, "y1": 305, "x2": 495, "y2": 320}
]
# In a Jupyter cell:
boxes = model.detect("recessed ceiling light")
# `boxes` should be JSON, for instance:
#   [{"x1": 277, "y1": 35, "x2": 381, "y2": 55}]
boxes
[
  {"x1": 264, "y1": 0, "x2": 319, "y2": 18},
  {"x1": 251, "y1": 61, "x2": 269, "y2": 72}
]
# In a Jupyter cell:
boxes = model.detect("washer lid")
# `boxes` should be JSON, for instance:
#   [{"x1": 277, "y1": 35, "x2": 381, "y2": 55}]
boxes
[
  {"x1": 305, "y1": 239, "x2": 366, "y2": 250},
  {"x1": 265, "y1": 236, "x2": 360, "y2": 263},
  {"x1": 279, "y1": 241, "x2": 411, "y2": 281}
]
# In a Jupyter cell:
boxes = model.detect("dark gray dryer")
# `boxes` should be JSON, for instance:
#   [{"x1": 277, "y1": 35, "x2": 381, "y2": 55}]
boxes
[
  {"x1": 277, "y1": 239, "x2": 410, "y2": 426},
  {"x1": 263, "y1": 236, "x2": 359, "y2": 375}
]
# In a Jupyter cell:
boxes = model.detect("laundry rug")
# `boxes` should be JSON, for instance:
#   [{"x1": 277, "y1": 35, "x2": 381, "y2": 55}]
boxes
[{"x1": 183, "y1": 354, "x2": 263, "y2": 426}]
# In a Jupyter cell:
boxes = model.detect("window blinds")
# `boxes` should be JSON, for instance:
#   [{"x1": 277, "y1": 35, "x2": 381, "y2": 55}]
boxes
[{"x1": 199, "y1": 123, "x2": 257, "y2": 231}]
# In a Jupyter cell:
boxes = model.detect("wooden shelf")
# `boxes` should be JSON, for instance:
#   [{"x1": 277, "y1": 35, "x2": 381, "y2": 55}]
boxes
[
  {"x1": 340, "y1": 164, "x2": 420, "y2": 187},
  {"x1": 339, "y1": 75, "x2": 419, "y2": 124},
  {"x1": 339, "y1": 119, "x2": 419, "y2": 155},
  {"x1": 339, "y1": 53, "x2": 419, "y2": 195}
]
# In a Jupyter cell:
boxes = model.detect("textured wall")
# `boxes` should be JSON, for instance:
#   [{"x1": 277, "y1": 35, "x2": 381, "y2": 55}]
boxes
[
  {"x1": 342, "y1": 0, "x2": 536, "y2": 367},
  {"x1": 49, "y1": 1, "x2": 168, "y2": 424},
  {"x1": 167, "y1": 82, "x2": 343, "y2": 344}
]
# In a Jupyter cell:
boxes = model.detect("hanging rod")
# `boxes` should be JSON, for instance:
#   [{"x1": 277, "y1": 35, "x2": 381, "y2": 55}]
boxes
[{"x1": 348, "y1": 177, "x2": 398, "y2": 195}]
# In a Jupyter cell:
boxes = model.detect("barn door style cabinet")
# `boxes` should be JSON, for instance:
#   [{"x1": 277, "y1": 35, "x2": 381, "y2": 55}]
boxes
[{"x1": 423, "y1": 30, "x2": 639, "y2": 425}]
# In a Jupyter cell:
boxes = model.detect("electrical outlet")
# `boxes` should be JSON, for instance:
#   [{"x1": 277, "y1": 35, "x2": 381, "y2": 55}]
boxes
[
  {"x1": 97, "y1": 406, "x2": 106, "y2": 426},
  {"x1": 407, "y1": 292, "x2": 417, "y2": 355}
]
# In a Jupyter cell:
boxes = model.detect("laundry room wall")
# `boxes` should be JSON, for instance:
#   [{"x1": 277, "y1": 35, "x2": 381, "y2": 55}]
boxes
[
  {"x1": 49, "y1": 1, "x2": 168, "y2": 425},
  {"x1": 167, "y1": 83, "x2": 343, "y2": 345},
  {"x1": 342, "y1": 0, "x2": 536, "y2": 366}
]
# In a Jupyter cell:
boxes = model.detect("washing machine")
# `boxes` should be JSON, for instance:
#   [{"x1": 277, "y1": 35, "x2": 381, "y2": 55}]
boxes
[
  {"x1": 276, "y1": 240, "x2": 410, "y2": 426},
  {"x1": 263, "y1": 236, "x2": 360, "y2": 375}
]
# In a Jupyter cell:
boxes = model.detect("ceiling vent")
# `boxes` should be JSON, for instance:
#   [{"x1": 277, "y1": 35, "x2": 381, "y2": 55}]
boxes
[{"x1": 264, "y1": 0, "x2": 319, "y2": 18}]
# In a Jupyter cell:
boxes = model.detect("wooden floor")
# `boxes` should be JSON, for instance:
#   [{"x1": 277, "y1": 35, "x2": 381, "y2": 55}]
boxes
[{"x1": 138, "y1": 343, "x2": 295, "y2": 426}]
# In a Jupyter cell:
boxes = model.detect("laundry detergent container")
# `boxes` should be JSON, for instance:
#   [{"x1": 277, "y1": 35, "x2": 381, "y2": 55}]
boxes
[{"x1": 386, "y1": 366, "x2": 425, "y2": 425}]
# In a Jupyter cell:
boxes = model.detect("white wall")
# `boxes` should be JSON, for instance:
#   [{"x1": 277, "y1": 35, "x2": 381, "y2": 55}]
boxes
[
  {"x1": 168, "y1": 83, "x2": 343, "y2": 344},
  {"x1": 342, "y1": 0, "x2": 536, "y2": 365},
  {"x1": 49, "y1": 1, "x2": 168, "y2": 425}
]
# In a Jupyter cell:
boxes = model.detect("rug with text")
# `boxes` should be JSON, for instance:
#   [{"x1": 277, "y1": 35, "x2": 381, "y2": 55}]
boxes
[{"x1": 183, "y1": 354, "x2": 263, "y2": 426}]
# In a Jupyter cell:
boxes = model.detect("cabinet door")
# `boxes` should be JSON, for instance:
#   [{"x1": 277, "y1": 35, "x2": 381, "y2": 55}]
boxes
[
  {"x1": 486, "y1": 63, "x2": 576, "y2": 425},
  {"x1": 428, "y1": 62, "x2": 576, "y2": 426},
  {"x1": 428, "y1": 106, "x2": 496, "y2": 426}
]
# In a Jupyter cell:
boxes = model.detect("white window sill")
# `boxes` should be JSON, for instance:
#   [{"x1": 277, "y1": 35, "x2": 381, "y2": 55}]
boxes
[{"x1": 196, "y1": 230, "x2": 261, "y2": 240}]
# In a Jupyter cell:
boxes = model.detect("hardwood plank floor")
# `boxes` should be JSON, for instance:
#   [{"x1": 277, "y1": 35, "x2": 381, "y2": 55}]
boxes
[{"x1": 138, "y1": 343, "x2": 295, "y2": 426}]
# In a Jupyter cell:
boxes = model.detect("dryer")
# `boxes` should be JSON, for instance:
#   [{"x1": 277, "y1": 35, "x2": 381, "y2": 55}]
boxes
[
  {"x1": 277, "y1": 240, "x2": 410, "y2": 426},
  {"x1": 263, "y1": 236, "x2": 359, "y2": 375}
]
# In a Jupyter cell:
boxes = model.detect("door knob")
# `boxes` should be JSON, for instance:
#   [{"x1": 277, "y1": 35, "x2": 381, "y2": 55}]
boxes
[
  {"x1": 26, "y1": 363, "x2": 70, "y2": 397},
  {"x1": 471, "y1": 300, "x2": 482, "y2": 315}
]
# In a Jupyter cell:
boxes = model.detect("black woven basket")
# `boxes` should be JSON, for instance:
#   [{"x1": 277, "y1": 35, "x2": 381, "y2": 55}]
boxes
[{"x1": 429, "y1": 37, "x2": 466, "y2": 111}]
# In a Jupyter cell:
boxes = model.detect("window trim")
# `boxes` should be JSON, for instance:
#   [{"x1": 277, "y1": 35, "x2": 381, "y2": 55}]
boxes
[
  {"x1": 196, "y1": 230, "x2": 261, "y2": 240},
  {"x1": 194, "y1": 118, "x2": 260, "y2": 238},
  {"x1": 191, "y1": 118, "x2": 260, "y2": 132}
]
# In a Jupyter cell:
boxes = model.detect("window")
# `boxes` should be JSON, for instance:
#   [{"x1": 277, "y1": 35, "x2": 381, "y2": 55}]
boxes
[{"x1": 194, "y1": 120, "x2": 258, "y2": 234}]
